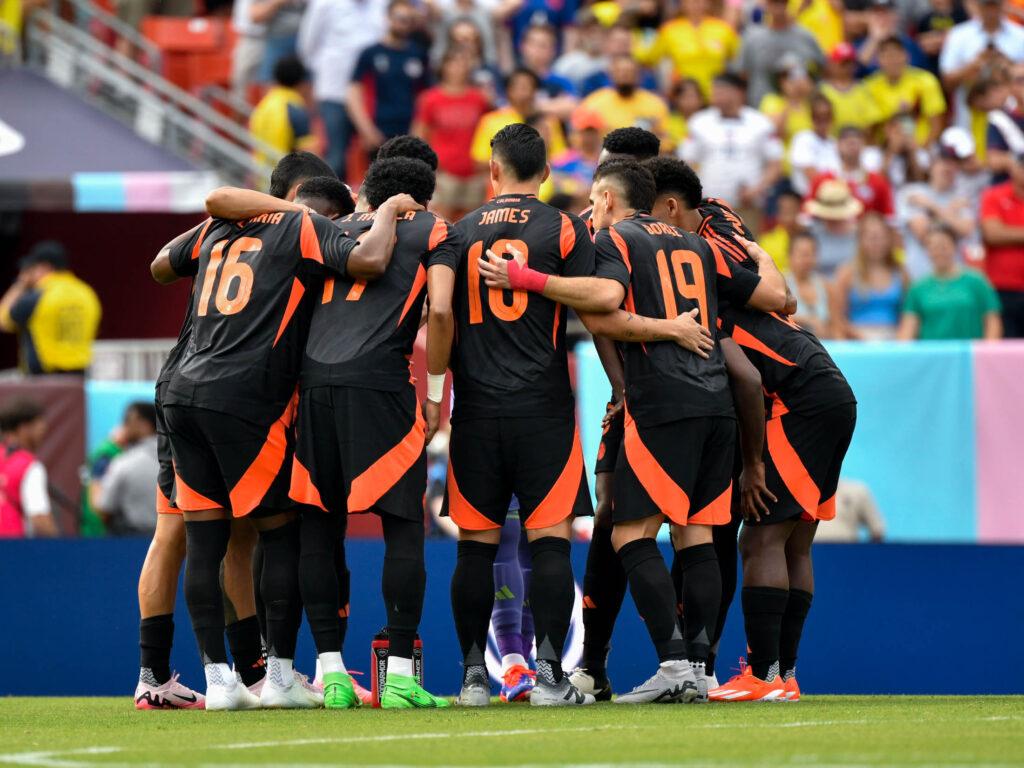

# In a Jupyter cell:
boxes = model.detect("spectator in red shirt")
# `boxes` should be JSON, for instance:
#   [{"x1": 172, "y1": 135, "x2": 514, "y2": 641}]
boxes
[
  {"x1": 813, "y1": 125, "x2": 896, "y2": 219},
  {"x1": 980, "y1": 151, "x2": 1024, "y2": 337},
  {"x1": 412, "y1": 49, "x2": 491, "y2": 220}
]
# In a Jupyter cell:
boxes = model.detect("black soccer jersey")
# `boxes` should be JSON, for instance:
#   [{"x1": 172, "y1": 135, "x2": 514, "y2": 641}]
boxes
[
  {"x1": 164, "y1": 210, "x2": 355, "y2": 422},
  {"x1": 451, "y1": 193, "x2": 594, "y2": 420},
  {"x1": 302, "y1": 210, "x2": 462, "y2": 391},
  {"x1": 718, "y1": 307, "x2": 856, "y2": 419},
  {"x1": 595, "y1": 212, "x2": 762, "y2": 427},
  {"x1": 696, "y1": 197, "x2": 754, "y2": 267}
]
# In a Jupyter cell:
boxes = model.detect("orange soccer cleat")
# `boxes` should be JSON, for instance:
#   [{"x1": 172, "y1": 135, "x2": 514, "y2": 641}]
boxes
[
  {"x1": 708, "y1": 658, "x2": 787, "y2": 702},
  {"x1": 783, "y1": 675, "x2": 801, "y2": 702}
]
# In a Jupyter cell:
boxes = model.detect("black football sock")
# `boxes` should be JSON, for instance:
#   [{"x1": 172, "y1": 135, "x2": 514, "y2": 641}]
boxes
[
  {"x1": 226, "y1": 615, "x2": 265, "y2": 686},
  {"x1": 139, "y1": 614, "x2": 174, "y2": 685},
  {"x1": 581, "y1": 525, "x2": 625, "y2": 679},
  {"x1": 670, "y1": 549, "x2": 684, "y2": 631},
  {"x1": 678, "y1": 543, "x2": 721, "y2": 665},
  {"x1": 184, "y1": 519, "x2": 231, "y2": 666},
  {"x1": 529, "y1": 536, "x2": 574, "y2": 686},
  {"x1": 451, "y1": 540, "x2": 498, "y2": 669},
  {"x1": 258, "y1": 519, "x2": 302, "y2": 662},
  {"x1": 299, "y1": 507, "x2": 343, "y2": 655},
  {"x1": 381, "y1": 515, "x2": 426, "y2": 662},
  {"x1": 709, "y1": 512, "x2": 741, "y2": 677},
  {"x1": 780, "y1": 589, "x2": 813, "y2": 680},
  {"x1": 336, "y1": 537, "x2": 351, "y2": 649},
  {"x1": 742, "y1": 586, "x2": 789, "y2": 681},
  {"x1": 251, "y1": 537, "x2": 267, "y2": 648},
  {"x1": 618, "y1": 538, "x2": 685, "y2": 663}
]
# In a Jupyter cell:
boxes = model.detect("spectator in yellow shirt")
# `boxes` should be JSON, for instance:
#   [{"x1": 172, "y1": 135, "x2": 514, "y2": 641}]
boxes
[
  {"x1": 578, "y1": 55, "x2": 671, "y2": 145},
  {"x1": 759, "y1": 56, "x2": 815, "y2": 155},
  {"x1": 666, "y1": 77, "x2": 707, "y2": 148},
  {"x1": 820, "y1": 41, "x2": 880, "y2": 133},
  {"x1": 470, "y1": 68, "x2": 566, "y2": 200},
  {"x1": 862, "y1": 36, "x2": 946, "y2": 148},
  {"x1": 757, "y1": 188, "x2": 804, "y2": 272},
  {"x1": 0, "y1": 242, "x2": 101, "y2": 375},
  {"x1": 791, "y1": 0, "x2": 845, "y2": 58},
  {"x1": 248, "y1": 56, "x2": 315, "y2": 166},
  {"x1": 637, "y1": 0, "x2": 739, "y2": 98}
]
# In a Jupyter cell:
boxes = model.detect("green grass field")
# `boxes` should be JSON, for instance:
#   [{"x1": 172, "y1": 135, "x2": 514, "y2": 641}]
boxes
[{"x1": 1, "y1": 697, "x2": 1022, "y2": 767}]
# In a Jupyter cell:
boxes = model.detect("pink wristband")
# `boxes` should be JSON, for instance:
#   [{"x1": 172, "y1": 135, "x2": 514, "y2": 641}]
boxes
[{"x1": 506, "y1": 259, "x2": 550, "y2": 294}]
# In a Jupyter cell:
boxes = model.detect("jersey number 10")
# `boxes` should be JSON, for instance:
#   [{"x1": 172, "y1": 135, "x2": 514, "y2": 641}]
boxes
[
  {"x1": 198, "y1": 237, "x2": 259, "y2": 317},
  {"x1": 466, "y1": 239, "x2": 529, "y2": 324},
  {"x1": 655, "y1": 249, "x2": 709, "y2": 330}
]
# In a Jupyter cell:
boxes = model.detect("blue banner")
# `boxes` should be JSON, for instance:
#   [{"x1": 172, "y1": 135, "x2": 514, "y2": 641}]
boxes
[{"x1": 2, "y1": 539, "x2": 1020, "y2": 697}]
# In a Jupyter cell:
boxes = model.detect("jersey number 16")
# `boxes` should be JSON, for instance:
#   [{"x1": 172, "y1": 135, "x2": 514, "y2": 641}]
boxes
[{"x1": 198, "y1": 237, "x2": 259, "y2": 317}]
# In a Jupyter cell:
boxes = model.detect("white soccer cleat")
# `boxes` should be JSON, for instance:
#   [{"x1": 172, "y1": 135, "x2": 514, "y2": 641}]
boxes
[
  {"x1": 568, "y1": 667, "x2": 613, "y2": 701},
  {"x1": 615, "y1": 660, "x2": 699, "y2": 704},
  {"x1": 205, "y1": 671, "x2": 262, "y2": 711},
  {"x1": 530, "y1": 678, "x2": 595, "y2": 707},
  {"x1": 455, "y1": 682, "x2": 491, "y2": 707},
  {"x1": 134, "y1": 673, "x2": 205, "y2": 710},
  {"x1": 260, "y1": 676, "x2": 322, "y2": 709},
  {"x1": 707, "y1": 673, "x2": 719, "y2": 691},
  {"x1": 293, "y1": 670, "x2": 324, "y2": 706}
]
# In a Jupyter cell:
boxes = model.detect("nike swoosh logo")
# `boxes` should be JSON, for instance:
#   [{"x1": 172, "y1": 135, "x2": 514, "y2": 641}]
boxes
[
  {"x1": 390, "y1": 691, "x2": 438, "y2": 708},
  {"x1": 173, "y1": 693, "x2": 198, "y2": 703}
]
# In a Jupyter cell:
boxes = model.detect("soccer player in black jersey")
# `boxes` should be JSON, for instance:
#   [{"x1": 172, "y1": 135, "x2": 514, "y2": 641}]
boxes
[
  {"x1": 581, "y1": 160, "x2": 787, "y2": 703},
  {"x1": 572, "y1": 127, "x2": 663, "y2": 700},
  {"x1": 285, "y1": 158, "x2": 459, "y2": 710},
  {"x1": 445, "y1": 123, "x2": 626, "y2": 707},
  {"x1": 150, "y1": 177, "x2": 416, "y2": 711},
  {"x1": 643, "y1": 157, "x2": 857, "y2": 702},
  {"x1": 134, "y1": 153, "x2": 343, "y2": 711}
]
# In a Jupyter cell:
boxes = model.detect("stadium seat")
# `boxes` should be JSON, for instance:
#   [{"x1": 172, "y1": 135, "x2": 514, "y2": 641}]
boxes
[{"x1": 140, "y1": 16, "x2": 235, "y2": 93}]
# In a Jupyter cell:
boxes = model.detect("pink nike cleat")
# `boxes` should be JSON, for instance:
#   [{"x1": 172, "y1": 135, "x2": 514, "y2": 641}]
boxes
[
  {"x1": 134, "y1": 673, "x2": 205, "y2": 710},
  {"x1": 246, "y1": 676, "x2": 265, "y2": 697},
  {"x1": 349, "y1": 671, "x2": 374, "y2": 706}
]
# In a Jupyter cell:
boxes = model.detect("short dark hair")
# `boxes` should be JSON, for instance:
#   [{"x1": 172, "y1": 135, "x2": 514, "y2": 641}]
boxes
[
  {"x1": 19, "y1": 241, "x2": 69, "y2": 271},
  {"x1": 593, "y1": 159, "x2": 656, "y2": 213},
  {"x1": 642, "y1": 157, "x2": 702, "y2": 210},
  {"x1": 601, "y1": 127, "x2": 660, "y2": 161},
  {"x1": 376, "y1": 135, "x2": 439, "y2": 171},
  {"x1": 295, "y1": 176, "x2": 356, "y2": 218},
  {"x1": 0, "y1": 398, "x2": 44, "y2": 433},
  {"x1": 269, "y1": 151, "x2": 336, "y2": 199},
  {"x1": 878, "y1": 35, "x2": 906, "y2": 54},
  {"x1": 361, "y1": 157, "x2": 436, "y2": 208},
  {"x1": 505, "y1": 66, "x2": 541, "y2": 92},
  {"x1": 491, "y1": 122, "x2": 547, "y2": 181},
  {"x1": 273, "y1": 55, "x2": 308, "y2": 88},
  {"x1": 125, "y1": 401, "x2": 157, "y2": 430},
  {"x1": 713, "y1": 72, "x2": 747, "y2": 91}
]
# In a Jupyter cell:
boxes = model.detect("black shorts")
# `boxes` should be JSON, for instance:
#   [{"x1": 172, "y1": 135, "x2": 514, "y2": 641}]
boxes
[
  {"x1": 594, "y1": 400, "x2": 624, "y2": 475},
  {"x1": 613, "y1": 410, "x2": 735, "y2": 527},
  {"x1": 444, "y1": 414, "x2": 593, "y2": 530},
  {"x1": 155, "y1": 383, "x2": 178, "y2": 515},
  {"x1": 747, "y1": 402, "x2": 857, "y2": 526},
  {"x1": 162, "y1": 398, "x2": 297, "y2": 517},
  {"x1": 291, "y1": 385, "x2": 426, "y2": 521}
]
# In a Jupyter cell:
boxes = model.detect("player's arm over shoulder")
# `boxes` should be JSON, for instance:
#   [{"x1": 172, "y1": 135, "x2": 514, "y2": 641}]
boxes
[{"x1": 150, "y1": 220, "x2": 210, "y2": 285}]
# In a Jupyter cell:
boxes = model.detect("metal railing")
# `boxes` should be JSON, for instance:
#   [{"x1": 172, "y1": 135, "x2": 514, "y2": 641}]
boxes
[
  {"x1": 54, "y1": 0, "x2": 163, "y2": 73},
  {"x1": 23, "y1": 9, "x2": 281, "y2": 188},
  {"x1": 90, "y1": 339, "x2": 177, "y2": 381}
]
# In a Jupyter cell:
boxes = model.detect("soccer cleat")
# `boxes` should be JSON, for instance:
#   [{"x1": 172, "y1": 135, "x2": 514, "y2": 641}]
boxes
[
  {"x1": 380, "y1": 674, "x2": 451, "y2": 709},
  {"x1": 321, "y1": 671, "x2": 361, "y2": 709},
  {"x1": 260, "y1": 675, "x2": 322, "y2": 709},
  {"x1": 246, "y1": 677, "x2": 265, "y2": 698},
  {"x1": 293, "y1": 670, "x2": 324, "y2": 704},
  {"x1": 615, "y1": 661, "x2": 699, "y2": 705},
  {"x1": 689, "y1": 662, "x2": 710, "y2": 704},
  {"x1": 708, "y1": 661, "x2": 786, "y2": 702},
  {"x1": 784, "y1": 675, "x2": 801, "y2": 702},
  {"x1": 707, "y1": 673, "x2": 719, "y2": 691},
  {"x1": 530, "y1": 677, "x2": 595, "y2": 707},
  {"x1": 568, "y1": 667, "x2": 613, "y2": 702},
  {"x1": 206, "y1": 673, "x2": 262, "y2": 711},
  {"x1": 134, "y1": 673, "x2": 205, "y2": 710},
  {"x1": 499, "y1": 664, "x2": 536, "y2": 702},
  {"x1": 455, "y1": 681, "x2": 491, "y2": 706},
  {"x1": 350, "y1": 671, "x2": 374, "y2": 706}
]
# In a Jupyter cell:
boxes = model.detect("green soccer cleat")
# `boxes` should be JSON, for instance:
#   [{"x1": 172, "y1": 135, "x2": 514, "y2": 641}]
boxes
[
  {"x1": 323, "y1": 672, "x2": 361, "y2": 710},
  {"x1": 380, "y1": 674, "x2": 451, "y2": 709}
]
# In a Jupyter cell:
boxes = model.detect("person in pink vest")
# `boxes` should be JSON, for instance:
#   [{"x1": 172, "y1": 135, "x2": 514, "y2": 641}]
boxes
[{"x1": 0, "y1": 398, "x2": 57, "y2": 538}]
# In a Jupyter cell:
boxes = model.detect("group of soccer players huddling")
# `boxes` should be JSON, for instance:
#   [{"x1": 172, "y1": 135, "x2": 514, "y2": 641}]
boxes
[{"x1": 132, "y1": 122, "x2": 855, "y2": 712}]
